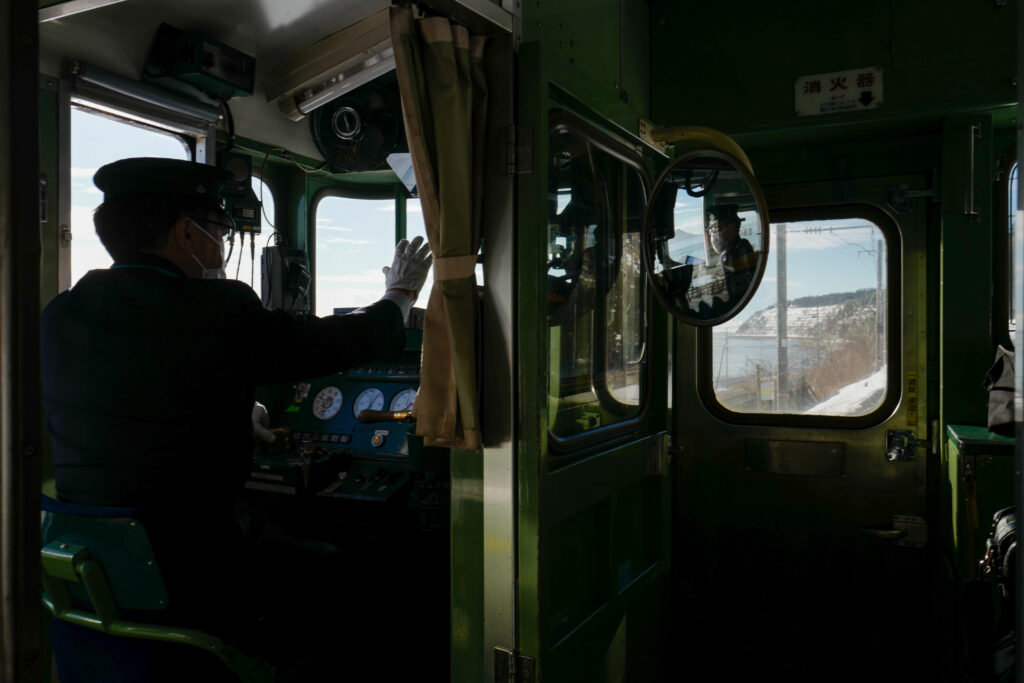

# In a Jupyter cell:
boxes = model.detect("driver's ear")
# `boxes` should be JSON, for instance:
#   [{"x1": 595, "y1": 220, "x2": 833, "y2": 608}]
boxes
[{"x1": 170, "y1": 215, "x2": 193, "y2": 252}]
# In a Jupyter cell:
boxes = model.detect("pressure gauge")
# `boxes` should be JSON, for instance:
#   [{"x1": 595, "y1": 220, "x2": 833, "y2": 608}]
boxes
[
  {"x1": 352, "y1": 387, "x2": 385, "y2": 417},
  {"x1": 311, "y1": 385, "x2": 344, "y2": 421},
  {"x1": 389, "y1": 388, "x2": 417, "y2": 412}
]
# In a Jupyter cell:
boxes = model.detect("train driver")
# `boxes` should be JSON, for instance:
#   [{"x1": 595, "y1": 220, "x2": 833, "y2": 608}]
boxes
[{"x1": 40, "y1": 157, "x2": 432, "y2": 657}]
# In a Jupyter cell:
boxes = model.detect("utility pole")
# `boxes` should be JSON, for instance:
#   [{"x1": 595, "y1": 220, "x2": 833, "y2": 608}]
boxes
[{"x1": 776, "y1": 223, "x2": 788, "y2": 410}]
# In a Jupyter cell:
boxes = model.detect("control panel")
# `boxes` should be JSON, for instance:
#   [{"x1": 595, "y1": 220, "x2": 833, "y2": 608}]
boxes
[{"x1": 245, "y1": 312, "x2": 448, "y2": 539}]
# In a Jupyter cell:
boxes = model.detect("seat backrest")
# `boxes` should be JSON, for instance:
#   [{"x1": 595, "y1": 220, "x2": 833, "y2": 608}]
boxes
[{"x1": 41, "y1": 495, "x2": 169, "y2": 611}]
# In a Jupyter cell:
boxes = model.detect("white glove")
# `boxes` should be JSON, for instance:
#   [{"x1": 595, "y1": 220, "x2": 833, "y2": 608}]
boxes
[
  {"x1": 383, "y1": 235, "x2": 432, "y2": 299},
  {"x1": 251, "y1": 401, "x2": 276, "y2": 443}
]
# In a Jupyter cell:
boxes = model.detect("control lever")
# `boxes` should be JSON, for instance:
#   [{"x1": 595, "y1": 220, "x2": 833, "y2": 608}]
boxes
[
  {"x1": 300, "y1": 440, "x2": 315, "y2": 488},
  {"x1": 356, "y1": 409, "x2": 415, "y2": 424}
]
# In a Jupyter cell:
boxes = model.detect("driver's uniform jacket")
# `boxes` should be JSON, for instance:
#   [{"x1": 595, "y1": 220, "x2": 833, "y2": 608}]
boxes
[{"x1": 40, "y1": 252, "x2": 405, "y2": 615}]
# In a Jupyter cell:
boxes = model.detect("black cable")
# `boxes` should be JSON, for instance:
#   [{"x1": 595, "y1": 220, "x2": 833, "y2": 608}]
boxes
[
  {"x1": 258, "y1": 148, "x2": 276, "y2": 231},
  {"x1": 250, "y1": 233, "x2": 256, "y2": 288},
  {"x1": 218, "y1": 100, "x2": 235, "y2": 153},
  {"x1": 236, "y1": 231, "x2": 245, "y2": 279},
  {"x1": 225, "y1": 231, "x2": 236, "y2": 267}
]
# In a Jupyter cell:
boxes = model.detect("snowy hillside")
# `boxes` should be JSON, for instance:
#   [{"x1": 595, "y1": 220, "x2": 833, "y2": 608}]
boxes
[{"x1": 735, "y1": 289, "x2": 878, "y2": 339}]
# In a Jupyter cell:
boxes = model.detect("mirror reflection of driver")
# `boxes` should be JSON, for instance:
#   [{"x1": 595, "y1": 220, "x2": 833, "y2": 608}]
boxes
[{"x1": 674, "y1": 203, "x2": 756, "y2": 319}]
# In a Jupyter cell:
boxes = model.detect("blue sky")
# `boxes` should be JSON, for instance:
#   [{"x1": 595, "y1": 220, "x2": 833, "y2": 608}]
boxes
[
  {"x1": 72, "y1": 105, "x2": 880, "y2": 327},
  {"x1": 71, "y1": 107, "x2": 424, "y2": 316}
]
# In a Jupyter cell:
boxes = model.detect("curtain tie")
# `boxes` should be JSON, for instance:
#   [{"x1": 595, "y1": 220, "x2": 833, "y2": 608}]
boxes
[{"x1": 433, "y1": 254, "x2": 478, "y2": 281}]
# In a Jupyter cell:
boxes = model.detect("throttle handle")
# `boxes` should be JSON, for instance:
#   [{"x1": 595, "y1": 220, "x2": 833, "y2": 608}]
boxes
[{"x1": 356, "y1": 409, "x2": 415, "y2": 424}]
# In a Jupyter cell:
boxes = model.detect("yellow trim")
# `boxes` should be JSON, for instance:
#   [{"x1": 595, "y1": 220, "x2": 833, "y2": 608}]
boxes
[{"x1": 649, "y1": 126, "x2": 755, "y2": 177}]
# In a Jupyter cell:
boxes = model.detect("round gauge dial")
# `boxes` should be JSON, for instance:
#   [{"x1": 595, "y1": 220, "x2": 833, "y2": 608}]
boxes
[
  {"x1": 311, "y1": 385, "x2": 344, "y2": 421},
  {"x1": 389, "y1": 388, "x2": 418, "y2": 412},
  {"x1": 352, "y1": 387, "x2": 385, "y2": 417}
]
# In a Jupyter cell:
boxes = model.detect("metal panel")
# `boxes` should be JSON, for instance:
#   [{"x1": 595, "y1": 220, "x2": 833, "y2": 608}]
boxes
[
  {"x1": 650, "y1": 3, "x2": 1015, "y2": 135},
  {"x1": 745, "y1": 440, "x2": 846, "y2": 477},
  {"x1": 56, "y1": 78, "x2": 71, "y2": 292},
  {"x1": 480, "y1": 29, "x2": 518, "y2": 683},
  {"x1": 2, "y1": 0, "x2": 44, "y2": 680},
  {"x1": 940, "y1": 116, "x2": 994, "y2": 429},
  {"x1": 542, "y1": 435, "x2": 662, "y2": 525}
]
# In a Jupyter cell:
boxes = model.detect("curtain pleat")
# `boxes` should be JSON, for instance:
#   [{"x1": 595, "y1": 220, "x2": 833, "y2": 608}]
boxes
[{"x1": 390, "y1": 6, "x2": 487, "y2": 451}]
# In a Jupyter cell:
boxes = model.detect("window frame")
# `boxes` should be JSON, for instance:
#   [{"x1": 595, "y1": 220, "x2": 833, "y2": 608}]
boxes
[
  {"x1": 994, "y1": 153, "x2": 1016, "y2": 351},
  {"x1": 546, "y1": 110, "x2": 653, "y2": 454},
  {"x1": 64, "y1": 100, "x2": 195, "y2": 290},
  {"x1": 697, "y1": 203, "x2": 902, "y2": 429}
]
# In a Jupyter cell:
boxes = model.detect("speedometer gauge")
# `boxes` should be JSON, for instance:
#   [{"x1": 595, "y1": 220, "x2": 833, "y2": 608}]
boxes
[
  {"x1": 311, "y1": 386, "x2": 344, "y2": 420},
  {"x1": 352, "y1": 387, "x2": 385, "y2": 417},
  {"x1": 389, "y1": 388, "x2": 417, "y2": 412}
]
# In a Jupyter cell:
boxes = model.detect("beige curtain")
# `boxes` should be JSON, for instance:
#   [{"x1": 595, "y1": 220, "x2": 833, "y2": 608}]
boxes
[{"x1": 390, "y1": 6, "x2": 487, "y2": 451}]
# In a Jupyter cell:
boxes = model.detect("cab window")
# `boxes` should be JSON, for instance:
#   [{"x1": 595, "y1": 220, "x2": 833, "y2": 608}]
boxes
[
  {"x1": 547, "y1": 120, "x2": 648, "y2": 442},
  {"x1": 406, "y1": 195, "x2": 484, "y2": 306},
  {"x1": 70, "y1": 106, "x2": 189, "y2": 287},
  {"x1": 313, "y1": 194, "x2": 395, "y2": 316},
  {"x1": 709, "y1": 216, "x2": 890, "y2": 417}
]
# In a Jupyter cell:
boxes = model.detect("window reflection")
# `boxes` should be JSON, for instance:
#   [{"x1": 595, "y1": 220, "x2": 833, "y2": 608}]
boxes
[{"x1": 547, "y1": 126, "x2": 646, "y2": 439}]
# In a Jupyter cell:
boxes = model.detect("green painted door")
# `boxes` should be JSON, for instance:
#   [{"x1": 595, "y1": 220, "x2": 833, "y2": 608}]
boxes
[
  {"x1": 672, "y1": 174, "x2": 937, "y2": 680},
  {"x1": 514, "y1": 102, "x2": 672, "y2": 682}
]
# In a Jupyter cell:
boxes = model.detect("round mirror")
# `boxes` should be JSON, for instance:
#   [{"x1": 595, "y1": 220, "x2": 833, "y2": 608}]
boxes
[{"x1": 642, "y1": 149, "x2": 769, "y2": 326}]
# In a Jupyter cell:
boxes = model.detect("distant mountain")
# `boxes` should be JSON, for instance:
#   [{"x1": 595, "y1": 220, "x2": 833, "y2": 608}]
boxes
[{"x1": 736, "y1": 289, "x2": 878, "y2": 338}]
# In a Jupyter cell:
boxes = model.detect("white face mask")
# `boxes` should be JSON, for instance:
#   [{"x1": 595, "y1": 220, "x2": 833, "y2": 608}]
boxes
[{"x1": 188, "y1": 218, "x2": 227, "y2": 280}]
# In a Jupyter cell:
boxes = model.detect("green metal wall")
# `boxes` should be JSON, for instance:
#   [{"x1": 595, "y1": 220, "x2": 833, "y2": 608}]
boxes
[{"x1": 649, "y1": 0, "x2": 1015, "y2": 135}]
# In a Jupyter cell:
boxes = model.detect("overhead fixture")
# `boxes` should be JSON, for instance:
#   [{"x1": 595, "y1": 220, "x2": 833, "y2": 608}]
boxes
[
  {"x1": 63, "y1": 58, "x2": 220, "y2": 130},
  {"x1": 263, "y1": 9, "x2": 395, "y2": 122},
  {"x1": 38, "y1": 0, "x2": 128, "y2": 23}
]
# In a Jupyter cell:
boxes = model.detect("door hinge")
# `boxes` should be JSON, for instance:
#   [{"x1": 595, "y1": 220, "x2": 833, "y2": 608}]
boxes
[
  {"x1": 490, "y1": 125, "x2": 533, "y2": 176},
  {"x1": 495, "y1": 647, "x2": 535, "y2": 683}
]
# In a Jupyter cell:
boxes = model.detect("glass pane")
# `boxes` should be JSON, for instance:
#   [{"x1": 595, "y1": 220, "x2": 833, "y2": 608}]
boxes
[
  {"x1": 314, "y1": 195, "x2": 393, "y2": 317},
  {"x1": 1010, "y1": 162, "x2": 1018, "y2": 337},
  {"x1": 407, "y1": 196, "x2": 483, "y2": 304},
  {"x1": 711, "y1": 218, "x2": 888, "y2": 417},
  {"x1": 70, "y1": 107, "x2": 189, "y2": 287},
  {"x1": 406, "y1": 197, "x2": 435, "y2": 304},
  {"x1": 547, "y1": 127, "x2": 646, "y2": 439},
  {"x1": 226, "y1": 177, "x2": 276, "y2": 292}
]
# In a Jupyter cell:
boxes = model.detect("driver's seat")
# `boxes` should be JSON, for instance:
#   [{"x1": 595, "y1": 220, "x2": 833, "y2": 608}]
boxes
[{"x1": 40, "y1": 494, "x2": 275, "y2": 683}]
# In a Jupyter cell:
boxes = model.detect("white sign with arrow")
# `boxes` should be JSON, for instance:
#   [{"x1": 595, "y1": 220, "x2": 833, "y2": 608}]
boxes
[{"x1": 795, "y1": 67, "x2": 883, "y2": 117}]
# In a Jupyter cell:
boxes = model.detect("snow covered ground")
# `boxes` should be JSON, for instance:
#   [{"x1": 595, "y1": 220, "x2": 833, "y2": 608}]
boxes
[{"x1": 804, "y1": 367, "x2": 887, "y2": 415}]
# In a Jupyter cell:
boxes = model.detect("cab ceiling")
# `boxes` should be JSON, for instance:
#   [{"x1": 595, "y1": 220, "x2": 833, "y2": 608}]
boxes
[{"x1": 39, "y1": 0, "x2": 389, "y2": 159}]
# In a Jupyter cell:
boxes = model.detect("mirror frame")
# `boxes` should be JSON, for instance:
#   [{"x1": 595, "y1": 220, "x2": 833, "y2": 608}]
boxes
[{"x1": 642, "y1": 147, "x2": 771, "y2": 327}]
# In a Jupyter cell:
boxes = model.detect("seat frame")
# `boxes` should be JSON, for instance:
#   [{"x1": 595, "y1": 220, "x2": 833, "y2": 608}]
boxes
[{"x1": 40, "y1": 496, "x2": 276, "y2": 683}]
